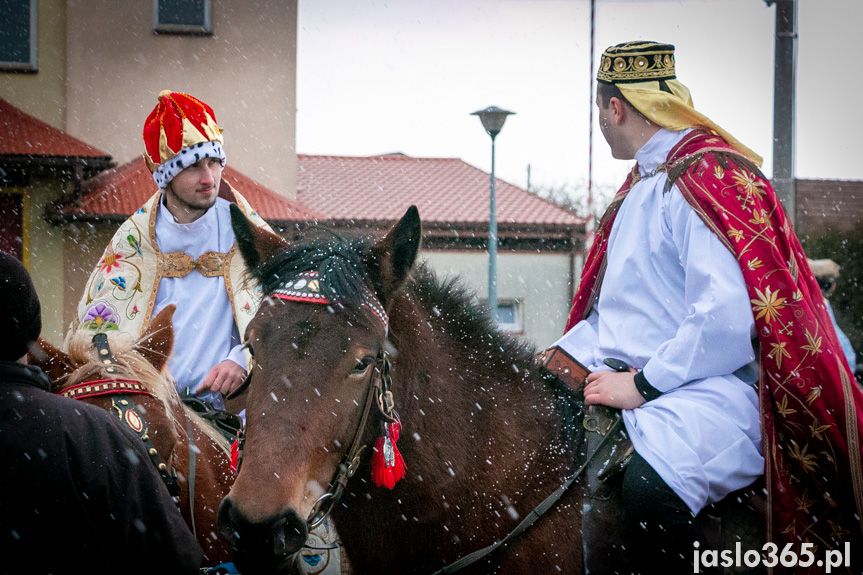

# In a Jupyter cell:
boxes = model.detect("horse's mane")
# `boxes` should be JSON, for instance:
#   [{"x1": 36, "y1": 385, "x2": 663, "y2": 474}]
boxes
[
  {"x1": 62, "y1": 328, "x2": 184, "y2": 434},
  {"x1": 258, "y1": 234, "x2": 369, "y2": 299},
  {"x1": 257, "y1": 232, "x2": 383, "y2": 327},
  {"x1": 408, "y1": 267, "x2": 541, "y2": 373}
]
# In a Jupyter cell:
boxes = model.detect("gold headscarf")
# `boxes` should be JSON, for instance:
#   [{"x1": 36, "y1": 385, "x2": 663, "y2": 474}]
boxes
[{"x1": 598, "y1": 41, "x2": 762, "y2": 166}]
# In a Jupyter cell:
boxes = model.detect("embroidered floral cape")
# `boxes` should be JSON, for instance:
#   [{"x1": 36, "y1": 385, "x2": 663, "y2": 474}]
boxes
[
  {"x1": 74, "y1": 184, "x2": 272, "y2": 353},
  {"x1": 567, "y1": 131, "x2": 863, "y2": 572}
]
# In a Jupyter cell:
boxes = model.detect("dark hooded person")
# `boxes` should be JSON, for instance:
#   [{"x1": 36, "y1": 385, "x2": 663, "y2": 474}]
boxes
[{"x1": 0, "y1": 251, "x2": 203, "y2": 574}]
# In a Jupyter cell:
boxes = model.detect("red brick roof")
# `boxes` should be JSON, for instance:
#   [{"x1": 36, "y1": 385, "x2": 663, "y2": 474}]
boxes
[
  {"x1": 54, "y1": 156, "x2": 320, "y2": 223},
  {"x1": 297, "y1": 154, "x2": 583, "y2": 227},
  {"x1": 0, "y1": 98, "x2": 111, "y2": 160}
]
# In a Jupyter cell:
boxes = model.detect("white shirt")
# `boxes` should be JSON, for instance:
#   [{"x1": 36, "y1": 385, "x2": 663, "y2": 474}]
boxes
[
  {"x1": 555, "y1": 128, "x2": 763, "y2": 514},
  {"x1": 153, "y1": 197, "x2": 245, "y2": 409}
]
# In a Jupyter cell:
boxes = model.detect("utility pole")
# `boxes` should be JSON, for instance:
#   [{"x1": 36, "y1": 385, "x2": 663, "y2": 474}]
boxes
[
  {"x1": 766, "y1": 0, "x2": 798, "y2": 226},
  {"x1": 586, "y1": 0, "x2": 596, "y2": 249}
]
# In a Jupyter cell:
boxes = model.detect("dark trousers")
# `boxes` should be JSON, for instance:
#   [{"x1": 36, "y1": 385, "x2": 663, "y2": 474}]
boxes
[{"x1": 621, "y1": 451, "x2": 700, "y2": 575}]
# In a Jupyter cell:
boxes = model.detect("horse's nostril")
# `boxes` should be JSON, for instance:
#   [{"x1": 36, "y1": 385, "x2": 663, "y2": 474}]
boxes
[
  {"x1": 279, "y1": 508, "x2": 309, "y2": 555},
  {"x1": 273, "y1": 527, "x2": 288, "y2": 556}
]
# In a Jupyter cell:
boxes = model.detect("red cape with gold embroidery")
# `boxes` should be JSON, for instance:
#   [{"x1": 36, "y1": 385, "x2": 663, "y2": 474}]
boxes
[{"x1": 567, "y1": 131, "x2": 863, "y2": 572}]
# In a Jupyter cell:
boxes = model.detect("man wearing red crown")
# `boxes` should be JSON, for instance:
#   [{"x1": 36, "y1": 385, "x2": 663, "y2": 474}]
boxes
[
  {"x1": 553, "y1": 41, "x2": 863, "y2": 573},
  {"x1": 75, "y1": 91, "x2": 271, "y2": 414},
  {"x1": 75, "y1": 91, "x2": 344, "y2": 575}
]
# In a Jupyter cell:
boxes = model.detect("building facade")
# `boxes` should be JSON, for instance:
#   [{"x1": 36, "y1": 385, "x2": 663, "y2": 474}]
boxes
[{"x1": 1, "y1": 0, "x2": 299, "y2": 343}]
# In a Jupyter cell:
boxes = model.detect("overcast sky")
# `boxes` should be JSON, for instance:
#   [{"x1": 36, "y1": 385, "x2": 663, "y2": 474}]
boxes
[{"x1": 296, "y1": 0, "x2": 863, "y2": 200}]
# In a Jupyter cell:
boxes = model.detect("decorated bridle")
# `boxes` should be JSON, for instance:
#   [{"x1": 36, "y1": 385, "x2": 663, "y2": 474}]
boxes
[
  {"x1": 266, "y1": 271, "x2": 405, "y2": 530},
  {"x1": 59, "y1": 333, "x2": 181, "y2": 502}
]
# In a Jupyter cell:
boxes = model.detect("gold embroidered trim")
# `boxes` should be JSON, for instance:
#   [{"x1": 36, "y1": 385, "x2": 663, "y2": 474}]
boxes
[
  {"x1": 142, "y1": 192, "x2": 163, "y2": 335},
  {"x1": 598, "y1": 50, "x2": 675, "y2": 84},
  {"x1": 224, "y1": 244, "x2": 238, "y2": 326},
  {"x1": 159, "y1": 251, "x2": 228, "y2": 278},
  {"x1": 761, "y1": 370, "x2": 775, "y2": 564},
  {"x1": 839, "y1": 356, "x2": 863, "y2": 538},
  {"x1": 675, "y1": 176, "x2": 736, "y2": 255}
]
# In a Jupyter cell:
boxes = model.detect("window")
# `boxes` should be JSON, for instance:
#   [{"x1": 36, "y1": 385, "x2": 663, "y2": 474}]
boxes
[
  {"x1": 154, "y1": 0, "x2": 212, "y2": 35},
  {"x1": 0, "y1": 0, "x2": 37, "y2": 72},
  {"x1": 481, "y1": 299, "x2": 524, "y2": 333}
]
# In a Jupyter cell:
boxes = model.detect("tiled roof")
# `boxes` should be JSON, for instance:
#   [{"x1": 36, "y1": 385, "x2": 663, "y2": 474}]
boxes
[
  {"x1": 297, "y1": 154, "x2": 583, "y2": 227},
  {"x1": 0, "y1": 98, "x2": 111, "y2": 160},
  {"x1": 54, "y1": 156, "x2": 320, "y2": 223}
]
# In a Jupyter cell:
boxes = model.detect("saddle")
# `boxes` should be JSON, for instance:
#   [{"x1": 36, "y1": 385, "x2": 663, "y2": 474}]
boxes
[
  {"x1": 181, "y1": 395, "x2": 243, "y2": 444},
  {"x1": 538, "y1": 346, "x2": 633, "y2": 487}
]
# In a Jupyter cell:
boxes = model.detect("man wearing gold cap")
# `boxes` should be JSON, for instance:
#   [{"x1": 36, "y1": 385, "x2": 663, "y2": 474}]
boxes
[
  {"x1": 554, "y1": 42, "x2": 863, "y2": 573},
  {"x1": 75, "y1": 91, "x2": 271, "y2": 414}
]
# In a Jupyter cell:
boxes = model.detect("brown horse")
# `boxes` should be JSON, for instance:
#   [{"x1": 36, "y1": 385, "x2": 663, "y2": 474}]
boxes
[
  {"x1": 29, "y1": 305, "x2": 235, "y2": 565},
  {"x1": 218, "y1": 205, "x2": 588, "y2": 574}
]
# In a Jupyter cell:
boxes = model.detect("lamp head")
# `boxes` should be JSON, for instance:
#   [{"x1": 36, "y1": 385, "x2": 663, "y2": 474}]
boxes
[{"x1": 471, "y1": 106, "x2": 515, "y2": 139}]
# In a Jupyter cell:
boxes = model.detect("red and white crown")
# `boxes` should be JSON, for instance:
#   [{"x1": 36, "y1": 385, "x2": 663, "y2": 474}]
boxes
[{"x1": 142, "y1": 90, "x2": 226, "y2": 189}]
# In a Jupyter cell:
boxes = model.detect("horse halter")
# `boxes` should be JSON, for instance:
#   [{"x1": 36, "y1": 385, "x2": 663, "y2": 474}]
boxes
[
  {"x1": 265, "y1": 270, "x2": 398, "y2": 530},
  {"x1": 307, "y1": 347, "x2": 397, "y2": 530}
]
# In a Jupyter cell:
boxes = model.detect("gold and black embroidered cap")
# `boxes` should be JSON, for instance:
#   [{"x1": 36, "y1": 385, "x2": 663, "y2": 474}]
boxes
[
  {"x1": 597, "y1": 41, "x2": 676, "y2": 84},
  {"x1": 597, "y1": 40, "x2": 762, "y2": 166}
]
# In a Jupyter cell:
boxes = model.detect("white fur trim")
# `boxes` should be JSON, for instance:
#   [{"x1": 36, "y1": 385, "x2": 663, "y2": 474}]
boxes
[{"x1": 152, "y1": 140, "x2": 226, "y2": 189}]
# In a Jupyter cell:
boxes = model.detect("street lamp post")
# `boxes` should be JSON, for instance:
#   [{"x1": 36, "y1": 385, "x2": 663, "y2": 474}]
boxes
[{"x1": 471, "y1": 106, "x2": 515, "y2": 322}]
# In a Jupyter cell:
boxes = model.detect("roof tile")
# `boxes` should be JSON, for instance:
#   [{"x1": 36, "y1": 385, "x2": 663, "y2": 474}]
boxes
[
  {"x1": 57, "y1": 156, "x2": 320, "y2": 222},
  {"x1": 0, "y1": 98, "x2": 111, "y2": 158},
  {"x1": 297, "y1": 154, "x2": 583, "y2": 226}
]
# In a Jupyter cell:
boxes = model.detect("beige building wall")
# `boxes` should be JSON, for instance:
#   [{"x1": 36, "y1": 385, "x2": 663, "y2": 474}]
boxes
[
  {"x1": 420, "y1": 250, "x2": 582, "y2": 350},
  {"x1": 25, "y1": 177, "x2": 69, "y2": 344},
  {"x1": 65, "y1": 0, "x2": 298, "y2": 197},
  {"x1": 0, "y1": 0, "x2": 67, "y2": 128}
]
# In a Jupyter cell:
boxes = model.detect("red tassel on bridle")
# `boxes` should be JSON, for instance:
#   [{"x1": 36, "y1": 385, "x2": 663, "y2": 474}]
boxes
[
  {"x1": 371, "y1": 421, "x2": 406, "y2": 488},
  {"x1": 230, "y1": 431, "x2": 244, "y2": 477},
  {"x1": 230, "y1": 438, "x2": 240, "y2": 476}
]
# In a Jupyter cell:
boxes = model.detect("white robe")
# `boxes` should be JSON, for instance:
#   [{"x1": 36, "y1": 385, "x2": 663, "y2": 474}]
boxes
[
  {"x1": 153, "y1": 197, "x2": 245, "y2": 409},
  {"x1": 555, "y1": 128, "x2": 763, "y2": 515}
]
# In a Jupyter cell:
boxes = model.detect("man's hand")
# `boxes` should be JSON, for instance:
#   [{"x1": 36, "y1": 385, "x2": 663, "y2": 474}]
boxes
[
  {"x1": 195, "y1": 360, "x2": 247, "y2": 396},
  {"x1": 584, "y1": 368, "x2": 646, "y2": 410}
]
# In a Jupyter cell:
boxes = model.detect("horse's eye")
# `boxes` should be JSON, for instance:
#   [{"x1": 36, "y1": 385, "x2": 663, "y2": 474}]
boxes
[
  {"x1": 243, "y1": 341, "x2": 255, "y2": 358},
  {"x1": 351, "y1": 357, "x2": 374, "y2": 375}
]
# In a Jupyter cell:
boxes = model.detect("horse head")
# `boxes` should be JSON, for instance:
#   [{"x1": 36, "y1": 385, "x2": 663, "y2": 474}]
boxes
[
  {"x1": 29, "y1": 306, "x2": 184, "y2": 463},
  {"x1": 218, "y1": 205, "x2": 420, "y2": 573}
]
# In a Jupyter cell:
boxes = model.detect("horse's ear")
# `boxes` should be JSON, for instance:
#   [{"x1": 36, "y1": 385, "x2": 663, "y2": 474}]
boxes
[
  {"x1": 230, "y1": 204, "x2": 288, "y2": 279},
  {"x1": 27, "y1": 338, "x2": 75, "y2": 391},
  {"x1": 138, "y1": 304, "x2": 175, "y2": 373},
  {"x1": 369, "y1": 205, "x2": 421, "y2": 303}
]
